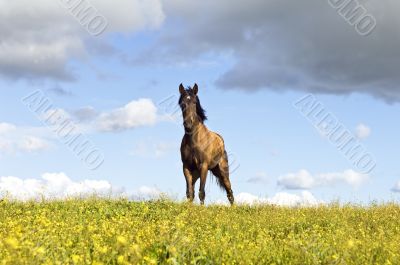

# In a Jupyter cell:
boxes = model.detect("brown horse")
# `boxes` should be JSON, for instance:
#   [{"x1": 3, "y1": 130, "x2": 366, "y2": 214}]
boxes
[{"x1": 179, "y1": 83, "x2": 234, "y2": 205}]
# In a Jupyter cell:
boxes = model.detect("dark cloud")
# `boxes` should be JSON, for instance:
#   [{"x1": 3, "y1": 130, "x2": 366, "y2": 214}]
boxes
[
  {"x1": 0, "y1": 0, "x2": 164, "y2": 82},
  {"x1": 72, "y1": 107, "x2": 99, "y2": 122},
  {"x1": 5, "y1": 0, "x2": 399, "y2": 102},
  {"x1": 47, "y1": 86, "x2": 74, "y2": 97},
  {"x1": 246, "y1": 172, "x2": 268, "y2": 184},
  {"x1": 246, "y1": 177, "x2": 267, "y2": 184},
  {"x1": 144, "y1": 0, "x2": 400, "y2": 102}
]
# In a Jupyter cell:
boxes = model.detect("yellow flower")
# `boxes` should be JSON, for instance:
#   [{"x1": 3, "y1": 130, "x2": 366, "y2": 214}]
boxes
[
  {"x1": 144, "y1": 257, "x2": 158, "y2": 265},
  {"x1": 34, "y1": 246, "x2": 46, "y2": 256},
  {"x1": 4, "y1": 237, "x2": 19, "y2": 249},
  {"x1": 168, "y1": 246, "x2": 177, "y2": 256},
  {"x1": 129, "y1": 243, "x2": 142, "y2": 257},
  {"x1": 71, "y1": 254, "x2": 81, "y2": 264},
  {"x1": 66, "y1": 240, "x2": 73, "y2": 247},
  {"x1": 117, "y1": 236, "x2": 128, "y2": 246},
  {"x1": 99, "y1": 246, "x2": 108, "y2": 254},
  {"x1": 347, "y1": 239, "x2": 355, "y2": 248}
]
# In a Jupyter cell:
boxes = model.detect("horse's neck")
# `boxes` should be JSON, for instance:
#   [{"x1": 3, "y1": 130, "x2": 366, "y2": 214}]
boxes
[{"x1": 188, "y1": 123, "x2": 209, "y2": 145}]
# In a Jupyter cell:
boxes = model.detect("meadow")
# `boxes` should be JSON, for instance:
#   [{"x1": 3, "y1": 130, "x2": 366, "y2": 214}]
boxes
[{"x1": 0, "y1": 199, "x2": 399, "y2": 264}]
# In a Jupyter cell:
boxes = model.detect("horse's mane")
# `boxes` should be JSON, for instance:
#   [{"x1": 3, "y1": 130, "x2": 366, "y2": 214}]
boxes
[{"x1": 178, "y1": 86, "x2": 207, "y2": 123}]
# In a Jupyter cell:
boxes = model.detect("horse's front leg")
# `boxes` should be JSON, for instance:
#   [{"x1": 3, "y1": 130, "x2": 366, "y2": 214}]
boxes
[
  {"x1": 183, "y1": 166, "x2": 195, "y2": 202},
  {"x1": 199, "y1": 163, "x2": 208, "y2": 205}
]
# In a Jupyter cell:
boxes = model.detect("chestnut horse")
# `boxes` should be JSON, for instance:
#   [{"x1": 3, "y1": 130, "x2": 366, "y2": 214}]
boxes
[{"x1": 179, "y1": 83, "x2": 234, "y2": 205}]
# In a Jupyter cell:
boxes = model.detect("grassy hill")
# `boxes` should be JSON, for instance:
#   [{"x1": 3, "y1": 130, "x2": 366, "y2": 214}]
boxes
[{"x1": 0, "y1": 199, "x2": 399, "y2": 264}]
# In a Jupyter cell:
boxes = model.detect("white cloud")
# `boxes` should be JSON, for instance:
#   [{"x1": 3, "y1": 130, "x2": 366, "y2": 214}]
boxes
[
  {"x1": 0, "y1": 123, "x2": 51, "y2": 155},
  {"x1": 96, "y1": 99, "x2": 158, "y2": 132},
  {"x1": 0, "y1": 98, "x2": 163, "y2": 157},
  {"x1": 277, "y1": 170, "x2": 314, "y2": 189},
  {"x1": 318, "y1": 170, "x2": 368, "y2": 188},
  {"x1": 267, "y1": 191, "x2": 322, "y2": 207},
  {"x1": 0, "y1": 123, "x2": 16, "y2": 134},
  {"x1": 391, "y1": 181, "x2": 400, "y2": 193},
  {"x1": 278, "y1": 169, "x2": 369, "y2": 190},
  {"x1": 0, "y1": 139, "x2": 13, "y2": 154},
  {"x1": 215, "y1": 191, "x2": 323, "y2": 207},
  {"x1": 129, "y1": 186, "x2": 162, "y2": 201},
  {"x1": 0, "y1": 172, "x2": 164, "y2": 201},
  {"x1": 0, "y1": 172, "x2": 323, "y2": 206},
  {"x1": 355, "y1": 123, "x2": 371, "y2": 140},
  {"x1": 18, "y1": 136, "x2": 50, "y2": 152},
  {"x1": 0, "y1": 0, "x2": 165, "y2": 81},
  {"x1": 247, "y1": 171, "x2": 268, "y2": 183},
  {"x1": 0, "y1": 173, "x2": 122, "y2": 201},
  {"x1": 38, "y1": 98, "x2": 161, "y2": 134}
]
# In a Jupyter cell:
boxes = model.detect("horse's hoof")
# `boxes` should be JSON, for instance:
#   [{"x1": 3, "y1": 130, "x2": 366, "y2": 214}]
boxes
[{"x1": 228, "y1": 196, "x2": 234, "y2": 206}]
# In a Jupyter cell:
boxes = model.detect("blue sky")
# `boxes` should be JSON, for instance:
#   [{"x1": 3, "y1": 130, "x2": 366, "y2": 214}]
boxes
[{"x1": 0, "y1": 0, "x2": 399, "y2": 205}]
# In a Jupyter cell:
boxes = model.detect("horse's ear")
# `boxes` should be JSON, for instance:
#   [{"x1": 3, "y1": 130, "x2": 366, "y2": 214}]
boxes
[
  {"x1": 179, "y1": 83, "x2": 185, "y2": 94},
  {"x1": 193, "y1": 83, "x2": 198, "y2": 95}
]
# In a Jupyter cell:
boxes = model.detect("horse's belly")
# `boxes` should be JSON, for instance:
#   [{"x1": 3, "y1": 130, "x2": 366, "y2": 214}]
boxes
[
  {"x1": 209, "y1": 155, "x2": 221, "y2": 168},
  {"x1": 192, "y1": 156, "x2": 200, "y2": 168},
  {"x1": 183, "y1": 144, "x2": 223, "y2": 169},
  {"x1": 193, "y1": 150, "x2": 221, "y2": 169}
]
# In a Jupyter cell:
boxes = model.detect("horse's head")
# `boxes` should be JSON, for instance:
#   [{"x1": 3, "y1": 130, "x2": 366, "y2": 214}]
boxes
[{"x1": 178, "y1": 83, "x2": 207, "y2": 132}]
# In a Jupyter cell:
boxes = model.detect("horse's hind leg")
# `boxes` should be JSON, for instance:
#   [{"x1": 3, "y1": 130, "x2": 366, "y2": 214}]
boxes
[
  {"x1": 212, "y1": 160, "x2": 234, "y2": 205},
  {"x1": 223, "y1": 176, "x2": 234, "y2": 205}
]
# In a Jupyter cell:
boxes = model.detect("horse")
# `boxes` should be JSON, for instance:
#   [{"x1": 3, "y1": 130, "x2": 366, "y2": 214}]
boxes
[{"x1": 178, "y1": 83, "x2": 234, "y2": 205}]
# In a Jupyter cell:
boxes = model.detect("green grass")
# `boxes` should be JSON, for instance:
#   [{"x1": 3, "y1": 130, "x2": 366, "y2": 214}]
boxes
[{"x1": 0, "y1": 199, "x2": 399, "y2": 264}]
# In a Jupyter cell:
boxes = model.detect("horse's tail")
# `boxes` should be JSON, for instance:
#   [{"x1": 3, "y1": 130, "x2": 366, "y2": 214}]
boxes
[
  {"x1": 222, "y1": 150, "x2": 229, "y2": 174},
  {"x1": 210, "y1": 150, "x2": 229, "y2": 191}
]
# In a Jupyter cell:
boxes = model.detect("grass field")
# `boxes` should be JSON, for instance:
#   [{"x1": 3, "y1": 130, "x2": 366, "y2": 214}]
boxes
[{"x1": 0, "y1": 199, "x2": 399, "y2": 264}]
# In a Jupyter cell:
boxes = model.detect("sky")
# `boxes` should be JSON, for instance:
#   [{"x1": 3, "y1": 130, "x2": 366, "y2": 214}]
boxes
[{"x1": 0, "y1": 0, "x2": 399, "y2": 205}]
